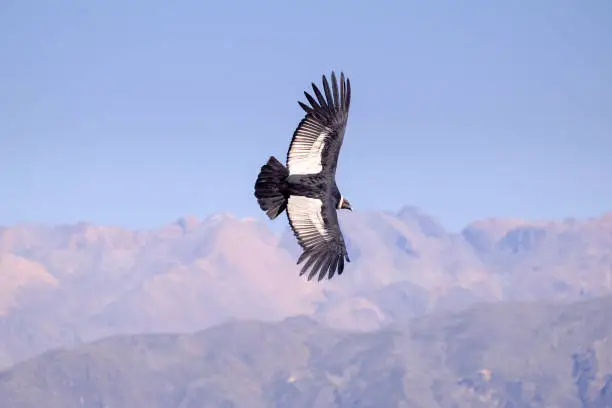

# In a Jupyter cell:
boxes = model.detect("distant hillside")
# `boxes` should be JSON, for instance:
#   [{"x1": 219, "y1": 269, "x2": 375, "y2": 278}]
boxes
[
  {"x1": 1, "y1": 295, "x2": 611, "y2": 408},
  {"x1": 0, "y1": 208, "x2": 611, "y2": 369}
]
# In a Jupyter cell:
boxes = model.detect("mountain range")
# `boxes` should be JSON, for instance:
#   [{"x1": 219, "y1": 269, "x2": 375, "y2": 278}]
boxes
[
  {"x1": 1, "y1": 295, "x2": 611, "y2": 407},
  {"x1": 1, "y1": 207, "x2": 611, "y2": 372}
]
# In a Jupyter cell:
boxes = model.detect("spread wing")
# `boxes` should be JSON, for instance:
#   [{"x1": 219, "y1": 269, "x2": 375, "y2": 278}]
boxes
[
  {"x1": 286, "y1": 71, "x2": 351, "y2": 176},
  {"x1": 286, "y1": 195, "x2": 350, "y2": 281}
]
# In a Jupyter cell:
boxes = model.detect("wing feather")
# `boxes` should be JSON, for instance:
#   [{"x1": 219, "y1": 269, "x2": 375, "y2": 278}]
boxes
[
  {"x1": 304, "y1": 92, "x2": 320, "y2": 111},
  {"x1": 312, "y1": 82, "x2": 328, "y2": 110},
  {"x1": 331, "y1": 72, "x2": 340, "y2": 108}
]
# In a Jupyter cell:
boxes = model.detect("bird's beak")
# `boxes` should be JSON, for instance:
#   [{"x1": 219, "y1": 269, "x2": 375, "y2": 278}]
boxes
[{"x1": 342, "y1": 199, "x2": 352, "y2": 211}]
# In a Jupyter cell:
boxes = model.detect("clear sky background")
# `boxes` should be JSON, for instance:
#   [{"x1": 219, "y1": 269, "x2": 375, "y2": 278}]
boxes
[{"x1": 1, "y1": 0, "x2": 611, "y2": 231}]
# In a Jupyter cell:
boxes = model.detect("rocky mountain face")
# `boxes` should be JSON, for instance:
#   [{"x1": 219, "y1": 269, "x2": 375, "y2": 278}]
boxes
[
  {"x1": 1, "y1": 208, "x2": 611, "y2": 370},
  {"x1": 0, "y1": 295, "x2": 611, "y2": 408}
]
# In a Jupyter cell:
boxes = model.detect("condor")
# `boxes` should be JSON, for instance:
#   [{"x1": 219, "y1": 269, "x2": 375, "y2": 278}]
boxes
[{"x1": 254, "y1": 71, "x2": 353, "y2": 282}]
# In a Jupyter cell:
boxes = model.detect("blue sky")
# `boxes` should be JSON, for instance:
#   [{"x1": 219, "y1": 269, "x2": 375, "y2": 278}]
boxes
[{"x1": 1, "y1": 0, "x2": 611, "y2": 231}]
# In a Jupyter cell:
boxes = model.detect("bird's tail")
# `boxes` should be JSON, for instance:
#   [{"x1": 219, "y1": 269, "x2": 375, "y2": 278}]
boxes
[{"x1": 254, "y1": 156, "x2": 289, "y2": 220}]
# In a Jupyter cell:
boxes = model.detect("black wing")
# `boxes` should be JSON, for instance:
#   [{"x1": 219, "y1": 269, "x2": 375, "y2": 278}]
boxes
[
  {"x1": 285, "y1": 71, "x2": 351, "y2": 176},
  {"x1": 286, "y1": 194, "x2": 350, "y2": 281}
]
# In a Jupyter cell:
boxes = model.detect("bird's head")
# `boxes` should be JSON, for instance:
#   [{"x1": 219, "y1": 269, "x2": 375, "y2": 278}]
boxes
[{"x1": 338, "y1": 196, "x2": 352, "y2": 211}]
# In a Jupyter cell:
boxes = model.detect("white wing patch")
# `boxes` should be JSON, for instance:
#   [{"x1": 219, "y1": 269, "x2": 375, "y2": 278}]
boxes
[
  {"x1": 287, "y1": 195, "x2": 330, "y2": 243},
  {"x1": 287, "y1": 117, "x2": 330, "y2": 175}
]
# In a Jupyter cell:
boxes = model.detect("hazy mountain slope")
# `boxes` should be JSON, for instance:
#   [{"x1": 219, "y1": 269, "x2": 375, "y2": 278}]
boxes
[
  {"x1": 1, "y1": 296, "x2": 611, "y2": 408},
  {"x1": 0, "y1": 209, "x2": 611, "y2": 370},
  {"x1": 462, "y1": 212, "x2": 612, "y2": 300},
  {"x1": 0, "y1": 253, "x2": 58, "y2": 315}
]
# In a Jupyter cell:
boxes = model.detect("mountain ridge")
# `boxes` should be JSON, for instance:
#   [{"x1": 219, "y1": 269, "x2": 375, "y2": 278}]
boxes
[
  {"x1": 1, "y1": 295, "x2": 611, "y2": 407},
  {"x1": 1, "y1": 207, "x2": 611, "y2": 371}
]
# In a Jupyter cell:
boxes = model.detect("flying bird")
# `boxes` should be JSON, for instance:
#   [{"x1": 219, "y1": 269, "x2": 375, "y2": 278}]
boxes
[{"x1": 254, "y1": 71, "x2": 353, "y2": 281}]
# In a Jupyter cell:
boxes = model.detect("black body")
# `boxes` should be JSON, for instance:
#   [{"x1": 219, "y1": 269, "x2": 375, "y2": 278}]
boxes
[{"x1": 286, "y1": 174, "x2": 341, "y2": 202}]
